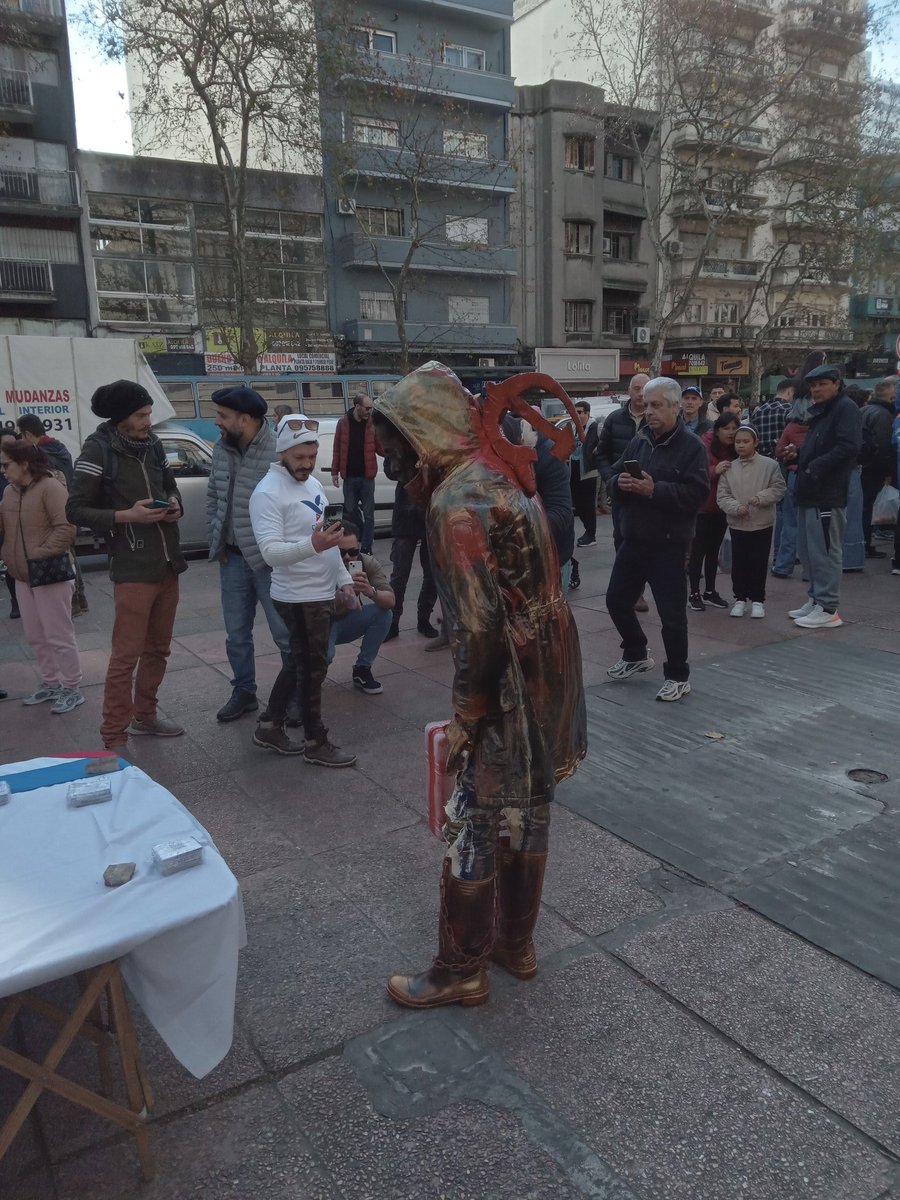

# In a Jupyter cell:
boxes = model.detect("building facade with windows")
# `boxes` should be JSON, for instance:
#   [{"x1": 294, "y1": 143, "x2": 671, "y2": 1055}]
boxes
[
  {"x1": 512, "y1": 0, "x2": 871, "y2": 392},
  {"x1": 511, "y1": 80, "x2": 656, "y2": 389},
  {"x1": 321, "y1": 0, "x2": 519, "y2": 370},
  {"x1": 77, "y1": 151, "x2": 328, "y2": 379},
  {"x1": 0, "y1": 0, "x2": 89, "y2": 336}
]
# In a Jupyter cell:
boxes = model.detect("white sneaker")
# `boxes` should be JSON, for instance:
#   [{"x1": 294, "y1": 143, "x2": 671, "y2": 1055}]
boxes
[
  {"x1": 793, "y1": 608, "x2": 843, "y2": 629},
  {"x1": 22, "y1": 684, "x2": 61, "y2": 706},
  {"x1": 656, "y1": 679, "x2": 691, "y2": 702},
  {"x1": 51, "y1": 688, "x2": 85, "y2": 715},
  {"x1": 788, "y1": 598, "x2": 816, "y2": 620},
  {"x1": 607, "y1": 656, "x2": 655, "y2": 680},
  {"x1": 750, "y1": 602, "x2": 765, "y2": 619},
  {"x1": 730, "y1": 601, "x2": 747, "y2": 618}
]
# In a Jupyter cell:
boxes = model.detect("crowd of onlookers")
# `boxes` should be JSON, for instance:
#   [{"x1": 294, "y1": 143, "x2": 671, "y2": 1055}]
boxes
[{"x1": 1, "y1": 359, "x2": 897, "y2": 731}]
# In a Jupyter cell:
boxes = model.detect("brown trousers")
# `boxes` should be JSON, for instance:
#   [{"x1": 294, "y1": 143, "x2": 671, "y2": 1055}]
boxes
[{"x1": 101, "y1": 571, "x2": 180, "y2": 747}]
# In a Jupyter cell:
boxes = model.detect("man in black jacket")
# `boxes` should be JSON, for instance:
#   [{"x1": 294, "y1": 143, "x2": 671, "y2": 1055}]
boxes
[
  {"x1": 604, "y1": 377, "x2": 709, "y2": 702},
  {"x1": 67, "y1": 381, "x2": 186, "y2": 753},
  {"x1": 860, "y1": 377, "x2": 897, "y2": 559},
  {"x1": 679, "y1": 385, "x2": 712, "y2": 437},
  {"x1": 596, "y1": 374, "x2": 649, "y2": 548},
  {"x1": 785, "y1": 363, "x2": 861, "y2": 629}
]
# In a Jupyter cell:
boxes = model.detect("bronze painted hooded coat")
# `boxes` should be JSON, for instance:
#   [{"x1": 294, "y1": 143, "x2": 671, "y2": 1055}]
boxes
[{"x1": 375, "y1": 363, "x2": 587, "y2": 811}]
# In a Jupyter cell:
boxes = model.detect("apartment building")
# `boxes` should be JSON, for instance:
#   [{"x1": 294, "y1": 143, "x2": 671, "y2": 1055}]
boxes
[
  {"x1": 78, "y1": 151, "x2": 329, "y2": 381},
  {"x1": 512, "y1": 79, "x2": 656, "y2": 390},
  {"x1": 0, "y1": 0, "x2": 89, "y2": 336},
  {"x1": 513, "y1": 0, "x2": 870, "y2": 390},
  {"x1": 321, "y1": 0, "x2": 519, "y2": 370}
]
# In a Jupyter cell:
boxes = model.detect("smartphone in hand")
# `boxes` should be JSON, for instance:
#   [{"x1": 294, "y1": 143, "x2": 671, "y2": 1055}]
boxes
[
  {"x1": 149, "y1": 499, "x2": 171, "y2": 509},
  {"x1": 622, "y1": 460, "x2": 643, "y2": 478},
  {"x1": 323, "y1": 503, "x2": 343, "y2": 526},
  {"x1": 345, "y1": 558, "x2": 362, "y2": 576}
]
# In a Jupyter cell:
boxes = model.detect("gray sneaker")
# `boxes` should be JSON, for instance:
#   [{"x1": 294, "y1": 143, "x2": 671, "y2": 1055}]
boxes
[
  {"x1": 607, "y1": 657, "x2": 655, "y2": 681},
  {"x1": 252, "y1": 720, "x2": 304, "y2": 756},
  {"x1": 129, "y1": 716, "x2": 184, "y2": 737},
  {"x1": 22, "y1": 684, "x2": 61, "y2": 706},
  {"x1": 51, "y1": 688, "x2": 85, "y2": 715},
  {"x1": 303, "y1": 734, "x2": 356, "y2": 768}
]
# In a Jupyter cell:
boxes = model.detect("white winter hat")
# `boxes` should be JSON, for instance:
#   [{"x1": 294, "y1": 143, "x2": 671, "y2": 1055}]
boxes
[{"x1": 275, "y1": 414, "x2": 320, "y2": 453}]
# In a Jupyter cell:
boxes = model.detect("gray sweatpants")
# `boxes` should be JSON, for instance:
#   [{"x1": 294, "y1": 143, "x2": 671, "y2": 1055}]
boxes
[{"x1": 797, "y1": 504, "x2": 846, "y2": 614}]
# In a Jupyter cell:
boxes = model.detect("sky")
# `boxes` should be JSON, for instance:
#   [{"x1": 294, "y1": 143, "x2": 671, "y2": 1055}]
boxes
[{"x1": 67, "y1": 5, "x2": 900, "y2": 157}]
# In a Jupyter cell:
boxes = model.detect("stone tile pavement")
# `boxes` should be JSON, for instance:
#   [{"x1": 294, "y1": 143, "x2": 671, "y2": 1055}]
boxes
[{"x1": 2, "y1": 521, "x2": 900, "y2": 1199}]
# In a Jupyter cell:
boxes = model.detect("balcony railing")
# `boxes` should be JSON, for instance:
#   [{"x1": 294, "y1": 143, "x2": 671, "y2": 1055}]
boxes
[
  {"x1": 781, "y1": 0, "x2": 867, "y2": 52},
  {"x1": 0, "y1": 258, "x2": 53, "y2": 298},
  {"x1": 700, "y1": 258, "x2": 763, "y2": 278},
  {"x1": 0, "y1": 167, "x2": 80, "y2": 207},
  {"x1": 773, "y1": 325, "x2": 857, "y2": 344},
  {"x1": 0, "y1": 67, "x2": 32, "y2": 108},
  {"x1": 0, "y1": 0, "x2": 64, "y2": 17}
]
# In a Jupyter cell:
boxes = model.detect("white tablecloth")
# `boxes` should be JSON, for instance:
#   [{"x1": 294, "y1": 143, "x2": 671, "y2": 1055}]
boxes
[{"x1": 0, "y1": 758, "x2": 245, "y2": 1078}]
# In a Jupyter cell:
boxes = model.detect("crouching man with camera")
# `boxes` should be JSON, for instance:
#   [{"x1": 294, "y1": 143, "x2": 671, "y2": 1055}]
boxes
[
  {"x1": 248, "y1": 415, "x2": 356, "y2": 766},
  {"x1": 605, "y1": 377, "x2": 709, "y2": 703}
]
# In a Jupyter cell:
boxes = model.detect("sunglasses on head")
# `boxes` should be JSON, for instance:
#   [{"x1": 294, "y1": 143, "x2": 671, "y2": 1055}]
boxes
[{"x1": 283, "y1": 418, "x2": 319, "y2": 432}]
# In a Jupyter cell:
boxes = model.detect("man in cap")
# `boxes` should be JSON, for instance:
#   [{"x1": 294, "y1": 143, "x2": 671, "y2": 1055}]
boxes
[
  {"x1": 206, "y1": 385, "x2": 293, "y2": 722},
  {"x1": 67, "y1": 380, "x2": 186, "y2": 754},
  {"x1": 248, "y1": 415, "x2": 357, "y2": 765},
  {"x1": 784, "y1": 363, "x2": 861, "y2": 628},
  {"x1": 680, "y1": 385, "x2": 712, "y2": 436}
]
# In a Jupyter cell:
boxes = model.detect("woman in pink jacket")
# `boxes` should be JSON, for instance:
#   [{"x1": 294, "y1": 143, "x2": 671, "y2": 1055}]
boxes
[{"x1": 0, "y1": 441, "x2": 83, "y2": 713}]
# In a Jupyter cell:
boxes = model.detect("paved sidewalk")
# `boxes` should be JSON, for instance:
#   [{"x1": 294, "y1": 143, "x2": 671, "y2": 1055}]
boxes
[{"x1": 2, "y1": 523, "x2": 899, "y2": 1200}]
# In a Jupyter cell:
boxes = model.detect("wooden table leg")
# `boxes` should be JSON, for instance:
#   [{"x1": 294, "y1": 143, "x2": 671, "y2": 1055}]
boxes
[
  {"x1": 0, "y1": 961, "x2": 114, "y2": 1164},
  {"x1": 106, "y1": 967, "x2": 154, "y2": 1182},
  {"x1": 0, "y1": 961, "x2": 155, "y2": 1182}
]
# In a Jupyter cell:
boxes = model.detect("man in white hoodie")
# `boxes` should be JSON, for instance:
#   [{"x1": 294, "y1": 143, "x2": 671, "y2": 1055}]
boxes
[{"x1": 248, "y1": 415, "x2": 356, "y2": 766}]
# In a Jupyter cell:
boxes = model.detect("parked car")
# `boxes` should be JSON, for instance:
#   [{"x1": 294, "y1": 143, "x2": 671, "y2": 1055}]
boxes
[{"x1": 154, "y1": 421, "x2": 394, "y2": 554}]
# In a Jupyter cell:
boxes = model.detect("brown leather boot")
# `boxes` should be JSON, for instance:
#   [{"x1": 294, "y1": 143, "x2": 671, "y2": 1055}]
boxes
[
  {"x1": 387, "y1": 861, "x2": 494, "y2": 1008},
  {"x1": 490, "y1": 846, "x2": 547, "y2": 980}
]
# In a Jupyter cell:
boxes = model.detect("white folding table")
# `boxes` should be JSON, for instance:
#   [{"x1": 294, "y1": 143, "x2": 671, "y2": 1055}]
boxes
[{"x1": 0, "y1": 757, "x2": 246, "y2": 1179}]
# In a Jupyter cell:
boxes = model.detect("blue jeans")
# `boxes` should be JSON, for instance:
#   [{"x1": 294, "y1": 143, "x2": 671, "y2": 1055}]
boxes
[
  {"x1": 327, "y1": 602, "x2": 393, "y2": 668},
  {"x1": 772, "y1": 472, "x2": 798, "y2": 576},
  {"x1": 343, "y1": 477, "x2": 375, "y2": 552},
  {"x1": 220, "y1": 552, "x2": 291, "y2": 694},
  {"x1": 841, "y1": 467, "x2": 864, "y2": 570}
]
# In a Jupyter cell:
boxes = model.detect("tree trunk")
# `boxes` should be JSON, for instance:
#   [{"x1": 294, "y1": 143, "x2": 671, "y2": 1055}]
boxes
[{"x1": 749, "y1": 348, "x2": 764, "y2": 406}]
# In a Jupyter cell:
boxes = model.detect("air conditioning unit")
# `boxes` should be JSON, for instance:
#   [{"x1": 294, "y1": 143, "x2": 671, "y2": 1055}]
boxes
[
  {"x1": 666, "y1": 241, "x2": 683, "y2": 257},
  {"x1": 478, "y1": 357, "x2": 496, "y2": 367},
  {"x1": 632, "y1": 326, "x2": 651, "y2": 344},
  {"x1": 337, "y1": 197, "x2": 356, "y2": 216},
  {"x1": 602, "y1": 237, "x2": 612, "y2": 256}
]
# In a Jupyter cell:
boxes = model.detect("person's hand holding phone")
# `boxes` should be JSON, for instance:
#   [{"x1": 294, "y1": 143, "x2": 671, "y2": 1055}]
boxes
[
  {"x1": 161, "y1": 496, "x2": 181, "y2": 522},
  {"x1": 118, "y1": 498, "x2": 169, "y2": 524},
  {"x1": 311, "y1": 521, "x2": 343, "y2": 553},
  {"x1": 618, "y1": 461, "x2": 655, "y2": 497}
]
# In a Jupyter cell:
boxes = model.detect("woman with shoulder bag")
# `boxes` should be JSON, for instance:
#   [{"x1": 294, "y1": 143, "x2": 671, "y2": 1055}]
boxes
[{"x1": 0, "y1": 441, "x2": 84, "y2": 713}]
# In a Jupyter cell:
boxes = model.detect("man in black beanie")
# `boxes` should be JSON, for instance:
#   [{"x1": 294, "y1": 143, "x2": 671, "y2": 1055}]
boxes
[
  {"x1": 206, "y1": 384, "x2": 294, "y2": 722},
  {"x1": 67, "y1": 379, "x2": 186, "y2": 754}
]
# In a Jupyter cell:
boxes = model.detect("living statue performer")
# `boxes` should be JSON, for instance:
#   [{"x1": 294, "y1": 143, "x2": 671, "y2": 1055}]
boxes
[{"x1": 373, "y1": 361, "x2": 587, "y2": 1009}]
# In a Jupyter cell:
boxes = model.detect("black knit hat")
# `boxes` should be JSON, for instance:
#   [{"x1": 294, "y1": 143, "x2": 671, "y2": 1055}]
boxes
[
  {"x1": 211, "y1": 385, "x2": 268, "y2": 418},
  {"x1": 90, "y1": 380, "x2": 154, "y2": 423}
]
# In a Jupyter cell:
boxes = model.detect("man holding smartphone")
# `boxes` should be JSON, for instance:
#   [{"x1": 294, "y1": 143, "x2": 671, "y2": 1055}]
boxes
[
  {"x1": 328, "y1": 520, "x2": 395, "y2": 694},
  {"x1": 248, "y1": 415, "x2": 356, "y2": 765},
  {"x1": 67, "y1": 379, "x2": 186, "y2": 753},
  {"x1": 605, "y1": 377, "x2": 708, "y2": 702}
]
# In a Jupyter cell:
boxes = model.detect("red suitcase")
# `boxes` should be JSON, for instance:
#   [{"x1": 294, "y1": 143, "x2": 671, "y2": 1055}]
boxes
[{"x1": 425, "y1": 720, "x2": 455, "y2": 840}]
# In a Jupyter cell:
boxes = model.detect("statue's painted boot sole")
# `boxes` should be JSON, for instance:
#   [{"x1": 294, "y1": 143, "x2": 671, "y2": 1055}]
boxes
[{"x1": 386, "y1": 970, "x2": 490, "y2": 1009}]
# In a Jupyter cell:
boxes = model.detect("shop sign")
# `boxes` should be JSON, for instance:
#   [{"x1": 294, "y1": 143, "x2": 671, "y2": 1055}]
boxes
[
  {"x1": 671, "y1": 352, "x2": 709, "y2": 376},
  {"x1": 138, "y1": 334, "x2": 198, "y2": 355},
  {"x1": 714, "y1": 355, "x2": 750, "y2": 376},
  {"x1": 535, "y1": 348, "x2": 620, "y2": 382}
]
